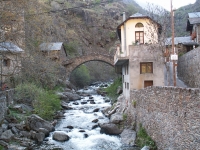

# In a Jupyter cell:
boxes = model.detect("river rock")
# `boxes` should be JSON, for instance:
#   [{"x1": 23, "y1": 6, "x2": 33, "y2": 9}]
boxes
[
  {"x1": 0, "y1": 140, "x2": 8, "y2": 148},
  {"x1": 118, "y1": 145, "x2": 140, "y2": 150},
  {"x1": 20, "y1": 131, "x2": 31, "y2": 138},
  {"x1": 66, "y1": 126, "x2": 74, "y2": 129},
  {"x1": 11, "y1": 126, "x2": 19, "y2": 135},
  {"x1": 141, "y1": 146, "x2": 150, "y2": 150},
  {"x1": 92, "y1": 119, "x2": 98, "y2": 123},
  {"x1": 38, "y1": 128, "x2": 50, "y2": 137},
  {"x1": 117, "y1": 86, "x2": 123, "y2": 95},
  {"x1": 110, "y1": 113, "x2": 123, "y2": 124},
  {"x1": 93, "y1": 108, "x2": 100, "y2": 112},
  {"x1": 61, "y1": 101, "x2": 73, "y2": 110},
  {"x1": 0, "y1": 129, "x2": 14, "y2": 142},
  {"x1": 8, "y1": 144, "x2": 27, "y2": 150},
  {"x1": 120, "y1": 129, "x2": 136, "y2": 146},
  {"x1": 64, "y1": 92, "x2": 81, "y2": 101},
  {"x1": 35, "y1": 132, "x2": 45, "y2": 143},
  {"x1": 52, "y1": 131, "x2": 69, "y2": 141},
  {"x1": 99, "y1": 123, "x2": 122, "y2": 135},
  {"x1": 92, "y1": 124, "x2": 99, "y2": 129},
  {"x1": 26, "y1": 114, "x2": 54, "y2": 132}
]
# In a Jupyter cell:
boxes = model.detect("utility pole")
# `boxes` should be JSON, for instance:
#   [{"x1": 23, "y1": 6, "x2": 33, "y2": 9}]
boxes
[{"x1": 171, "y1": 0, "x2": 176, "y2": 86}]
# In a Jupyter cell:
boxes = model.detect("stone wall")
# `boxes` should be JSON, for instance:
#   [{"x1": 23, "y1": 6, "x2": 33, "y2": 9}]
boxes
[
  {"x1": 177, "y1": 46, "x2": 200, "y2": 88},
  {"x1": 128, "y1": 86, "x2": 200, "y2": 150},
  {"x1": 0, "y1": 89, "x2": 14, "y2": 123}
]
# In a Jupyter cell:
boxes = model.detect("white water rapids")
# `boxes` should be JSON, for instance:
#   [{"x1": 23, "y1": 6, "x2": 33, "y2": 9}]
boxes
[{"x1": 44, "y1": 85, "x2": 122, "y2": 150}]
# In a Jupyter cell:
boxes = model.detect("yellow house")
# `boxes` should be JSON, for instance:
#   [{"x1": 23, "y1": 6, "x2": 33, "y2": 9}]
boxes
[{"x1": 114, "y1": 13, "x2": 164, "y2": 100}]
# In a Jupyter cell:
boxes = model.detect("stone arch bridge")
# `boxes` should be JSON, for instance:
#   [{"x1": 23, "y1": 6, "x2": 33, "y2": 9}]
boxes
[{"x1": 62, "y1": 53, "x2": 114, "y2": 79}]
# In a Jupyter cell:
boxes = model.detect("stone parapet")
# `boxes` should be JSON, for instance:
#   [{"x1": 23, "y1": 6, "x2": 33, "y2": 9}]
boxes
[
  {"x1": 129, "y1": 86, "x2": 200, "y2": 150},
  {"x1": 178, "y1": 46, "x2": 200, "y2": 88}
]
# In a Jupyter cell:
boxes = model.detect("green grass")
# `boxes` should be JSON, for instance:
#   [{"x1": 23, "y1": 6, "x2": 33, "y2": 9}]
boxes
[
  {"x1": 123, "y1": 113, "x2": 127, "y2": 120},
  {"x1": 136, "y1": 124, "x2": 157, "y2": 150},
  {"x1": 0, "y1": 145, "x2": 4, "y2": 150}
]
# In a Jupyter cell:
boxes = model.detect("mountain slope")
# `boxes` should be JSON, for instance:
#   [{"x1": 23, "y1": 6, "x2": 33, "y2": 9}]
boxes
[{"x1": 174, "y1": 0, "x2": 200, "y2": 36}]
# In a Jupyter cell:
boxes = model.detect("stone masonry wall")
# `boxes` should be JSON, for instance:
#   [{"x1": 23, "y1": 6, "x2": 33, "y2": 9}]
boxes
[
  {"x1": 0, "y1": 89, "x2": 14, "y2": 123},
  {"x1": 177, "y1": 46, "x2": 200, "y2": 88},
  {"x1": 128, "y1": 86, "x2": 200, "y2": 150}
]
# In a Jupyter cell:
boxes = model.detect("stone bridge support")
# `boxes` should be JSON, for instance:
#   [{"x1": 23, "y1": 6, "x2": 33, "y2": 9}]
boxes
[{"x1": 62, "y1": 53, "x2": 114, "y2": 79}]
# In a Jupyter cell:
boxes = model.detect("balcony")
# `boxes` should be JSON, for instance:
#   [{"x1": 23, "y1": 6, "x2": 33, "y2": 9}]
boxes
[{"x1": 114, "y1": 45, "x2": 129, "y2": 66}]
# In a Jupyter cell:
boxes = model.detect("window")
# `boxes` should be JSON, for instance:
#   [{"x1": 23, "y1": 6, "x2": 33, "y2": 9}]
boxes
[
  {"x1": 126, "y1": 64, "x2": 128, "y2": 74},
  {"x1": 127, "y1": 82, "x2": 129, "y2": 89},
  {"x1": 140, "y1": 62, "x2": 153, "y2": 74},
  {"x1": 3, "y1": 59, "x2": 10, "y2": 67},
  {"x1": 144, "y1": 80, "x2": 153, "y2": 88},
  {"x1": 135, "y1": 23, "x2": 144, "y2": 28},
  {"x1": 135, "y1": 31, "x2": 144, "y2": 44}
]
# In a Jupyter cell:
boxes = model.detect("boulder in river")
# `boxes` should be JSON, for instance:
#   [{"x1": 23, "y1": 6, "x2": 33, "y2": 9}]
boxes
[
  {"x1": 52, "y1": 131, "x2": 69, "y2": 141},
  {"x1": 26, "y1": 114, "x2": 54, "y2": 132},
  {"x1": 99, "y1": 123, "x2": 122, "y2": 135},
  {"x1": 120, "y1": 129, "x2": 136, "y2": 146},
  {"x1": 110, "y1": 113, "x2": 124, "y2": 124}
]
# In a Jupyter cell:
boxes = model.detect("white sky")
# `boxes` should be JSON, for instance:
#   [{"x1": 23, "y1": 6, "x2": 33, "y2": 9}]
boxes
[{"x1": 135, "y1": 0, "x2": 196, "y2": 11}]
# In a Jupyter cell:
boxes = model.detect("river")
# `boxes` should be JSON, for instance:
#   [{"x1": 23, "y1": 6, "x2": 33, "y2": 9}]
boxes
[{"x1": 37, "y1": 83, "x2": 122, "y2": 150}]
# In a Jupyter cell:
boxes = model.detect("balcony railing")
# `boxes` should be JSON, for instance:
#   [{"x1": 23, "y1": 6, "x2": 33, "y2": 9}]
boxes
[{"x1": 114, "y1": 45, "x2": 129, "y2": 65}]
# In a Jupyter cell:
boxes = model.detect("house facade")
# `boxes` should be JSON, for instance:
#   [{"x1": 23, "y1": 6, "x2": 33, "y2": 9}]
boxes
[
  {"x1": 186, "y1": 12, "x2": 200, "y2": 45},
  {"x1": 39, "y1": 42, "x2": 67, "y2": 63},
  {"x1": 114, "y1": 13, "x2": 164, "y2": 99},
  {"x1": 0, "y1": 42, "x2": 24, "y2": 84}
]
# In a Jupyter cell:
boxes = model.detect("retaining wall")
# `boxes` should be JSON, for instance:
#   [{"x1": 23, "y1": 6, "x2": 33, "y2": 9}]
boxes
[
  {"x1": 178, "y1": 47, "x2": 200, "y2": 88},
  {"x1": 128, "y1": 86, "x2": 200, "y2": 150},
  {"x1": 0, "y1": 89, "x2": 14, "y2": 123}
]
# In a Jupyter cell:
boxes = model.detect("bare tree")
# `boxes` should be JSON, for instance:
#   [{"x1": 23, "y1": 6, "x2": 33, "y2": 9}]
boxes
[
  {"x1": 0, "y1": 0, "x2": 66, "y2": 89},
  {"x1": 143, "y1": 3, "x2": 172, "y2": 85}
]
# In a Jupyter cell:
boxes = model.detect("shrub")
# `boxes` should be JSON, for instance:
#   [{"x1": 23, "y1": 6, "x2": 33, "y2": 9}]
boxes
[
  {"x1": 63, "y1": 41, "x2": 78, "y2": 58},
  {"x1": 33, "y1": 91, "x2": 61, "y2": 120},
  {"x1": 15, "y1": 83, "x2": 61, "y2": 120},
  {"x1": 15, "y1": 83, "x2": 43, "y2": 104},
  {"x1": 70, "y1": 64, "x2": 90, "y2": 88},
  {"x1": 136, "y1": 124, "x2": 157, "y2": 150},
  {"x1": 0, "y1": 145, "x2": 4, "y2": 150},
  {"x1": 105, "y1": 77, "x2": 122, "y2": 103},
  {"x1": 123, "y1": 113, "x2": 127, "y2": 120}
]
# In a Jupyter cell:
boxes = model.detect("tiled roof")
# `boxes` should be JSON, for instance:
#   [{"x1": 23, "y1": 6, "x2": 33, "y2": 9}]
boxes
[
  {"x1": 165, "y1": 36, "x2": 198, "y2": 46},
  {"x1": 39, "y1": 42, "x2": 63, "y2": 51},
  {"x1": 188, "y1": 12, "x2": 200, "y2": 24},
  {"x1": 0, "y1": 42, "x2": 23, "y2": 52},
  {"x1": 130, "y1": 13, "x2": 146, "y2": 17}
]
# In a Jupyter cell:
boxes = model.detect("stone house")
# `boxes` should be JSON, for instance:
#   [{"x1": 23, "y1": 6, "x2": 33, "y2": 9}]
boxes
[
  {"x1": 186, "y1": 12, "x2": 200, "y2": 45},
  {"x1": 39, "y1": 42, "x2": 67, "y2": 63},
  {"x1": 114, "y1": 13, "x2": 164, "y2": 100},
  {"x1": 0, "y1": 42, "x2": 23, "y2": 84},
  {"x1": 165, "y1": 36, "x2": 198, "y2": 60}
]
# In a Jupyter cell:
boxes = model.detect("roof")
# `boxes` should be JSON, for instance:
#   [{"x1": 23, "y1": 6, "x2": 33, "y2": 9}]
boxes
[
  {"x1": 0, "y1": 42, "x2": 23, "y2": 53},
  {"x1": 165, "y1": 36, "x2": 199, "y2": 46},
  {"x1": 130, "y1": 12, "x2": 146, "y2": 18},
  {"x1": 186, "y1": 12, "x2": 200, "y2": 31},
  {"x1": 188, "y1": 12, "x2": 200, "y2": 18},
  {"x1": 39, "y1": 42, "x2": 63, "y2": 51}
]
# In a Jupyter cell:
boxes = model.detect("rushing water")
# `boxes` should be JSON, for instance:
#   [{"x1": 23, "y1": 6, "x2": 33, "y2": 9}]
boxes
[{"x1": 42, "y1": 84, "x2": 122, "y2": 150}]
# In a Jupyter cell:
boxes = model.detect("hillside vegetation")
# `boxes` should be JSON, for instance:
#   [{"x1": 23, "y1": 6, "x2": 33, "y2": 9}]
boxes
[{"x1": 174, "y1": 0, "x2": 200, "y2": 36}]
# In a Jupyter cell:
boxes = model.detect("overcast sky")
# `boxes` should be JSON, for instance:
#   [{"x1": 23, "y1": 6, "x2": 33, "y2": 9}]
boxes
[{"x1": 135, "y1": 0, "x2": 196, "y2": 11}]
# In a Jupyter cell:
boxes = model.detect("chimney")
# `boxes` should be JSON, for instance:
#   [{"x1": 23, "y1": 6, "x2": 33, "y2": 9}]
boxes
[{"x1": 123, "y1": 12, "x2": 126, "y2": 21}]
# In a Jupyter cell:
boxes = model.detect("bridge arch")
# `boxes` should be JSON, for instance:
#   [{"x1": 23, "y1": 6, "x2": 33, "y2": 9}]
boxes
[{"x1": 62, "y1": 53, "x2": 114, "y2": 79}]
